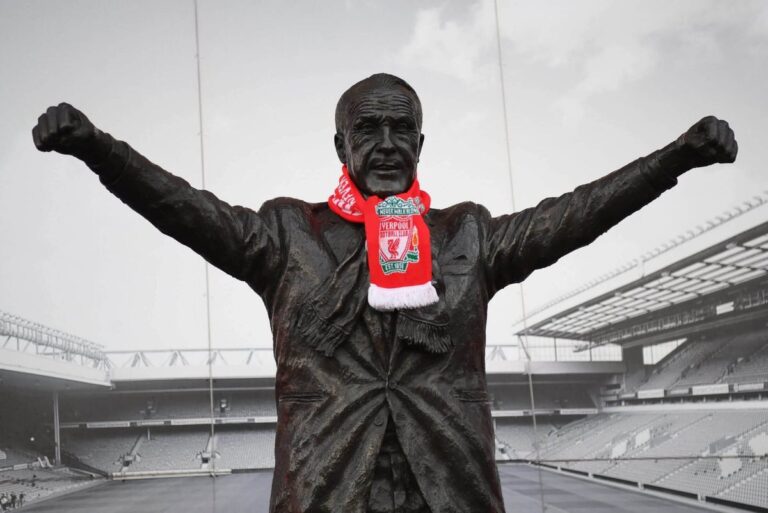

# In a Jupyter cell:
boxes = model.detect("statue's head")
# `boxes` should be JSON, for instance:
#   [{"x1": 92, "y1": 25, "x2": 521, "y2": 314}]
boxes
[{"x1": 334, "y1": 73, "x2": 425, "y2": 198}]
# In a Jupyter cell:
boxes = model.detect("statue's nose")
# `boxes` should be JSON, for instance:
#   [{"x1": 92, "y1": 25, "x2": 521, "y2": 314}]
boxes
[{"x1": 378, "y1": 127, "x2": 396, "y2": 153}]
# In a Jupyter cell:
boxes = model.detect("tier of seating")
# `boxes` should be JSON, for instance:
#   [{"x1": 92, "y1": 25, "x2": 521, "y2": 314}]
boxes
[
  {"x1": 719, "y1": 467, "x2": 768, "y2": 510},
  {"x1": 494, "y1": 418, "x2": 563, "y2": 459},
  {"x1": 60, "y1": 390, "x2": 277, "y2": 423},
  {"x1": 635, "y1": 329, "x2": 768, "y2": 392},
  {"x1": 723, "y1": 342, "x2": 768, "y2": 384},
  {"x1": 128, "y1": 429, "x2": 209, "y2": 471},
  {"x1": 60, "y1": 424, "x2": 282, "y2": 473},
  {"x1": 536, "y1": 409, "x2": 768, "y2": 509},
  {"x1": 638, "y1": 338, "x2": 724, "y2": 391},
  {"x1": 224, "y1": 391, "x2": 276, "y2": 417},
  {"x1": 490, "y1": 385, "x2": 595, "y2": 411},
  {"x1": 60, "y1": 394, "x2": 151, "y2": 422},
  {"x1": 211, "y1": 427, "x2": 276, "y2": 469},
  {"x1": 674, "y1": 332, "x2": 767, "y2": 387},
  {"x1": 62, "y1": 430, "x2": 141, "y2": 472}
]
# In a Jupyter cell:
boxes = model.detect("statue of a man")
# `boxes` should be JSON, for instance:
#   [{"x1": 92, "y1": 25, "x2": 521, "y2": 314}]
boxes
[{"x1": 32, "y1": 73, "x2": 736, "y2": 513}]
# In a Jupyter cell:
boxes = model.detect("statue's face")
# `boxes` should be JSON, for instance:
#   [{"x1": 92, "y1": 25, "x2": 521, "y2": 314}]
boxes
[{"x1": 335, "y1": 87, "x2": 424, "y2": 198}]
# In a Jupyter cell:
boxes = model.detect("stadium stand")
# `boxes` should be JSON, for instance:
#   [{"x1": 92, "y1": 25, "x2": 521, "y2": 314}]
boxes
[
  {"x1": 657, "y1": 423, "x2": 768, "y2": 497},
  {"x1": 633, "y1": 328, "x2": 768, "y2": 392},
  {"x1": 673, "y1": 331, "x2": 768, "y2": 387},
  {"x1": 637, "y1": 338, "x2": 723, "y2": 391},
  {"x1": 722, "y1": 333, "x2": 768, "y2": 385},
  {"x1": 62, "y1": 430, "x2": 142, "y2": 473},
  {"x1": 533, "y1": 410, "x2": 768, "y2": 509},
  {"x1": 719, "y1": 467, "x2": 768, "y2": 510}
]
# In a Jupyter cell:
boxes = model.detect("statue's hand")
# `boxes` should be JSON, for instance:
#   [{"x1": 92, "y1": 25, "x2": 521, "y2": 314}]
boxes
[
  {"x1": 677, "y1": 116, "x2": 737, "y2": 169},
  {"x1": 32, "y1": 103, "x2": 106, "y2": 161}
]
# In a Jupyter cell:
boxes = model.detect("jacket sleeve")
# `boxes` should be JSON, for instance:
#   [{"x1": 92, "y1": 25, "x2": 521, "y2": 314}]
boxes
[
  {"x1": 483, "y1": 148, "x2": 679, "y2": 296},
  {"x1": 86, "y1": 134, "x2": 283, "y2": 295}
]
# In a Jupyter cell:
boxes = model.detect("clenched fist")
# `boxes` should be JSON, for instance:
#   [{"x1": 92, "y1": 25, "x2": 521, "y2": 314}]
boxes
[
  {"x1": 32, "y1": 103, "x2": 107, "y2": 162},
  {"x1": 677, "y1": 116, "x2": 738, "y2": 169}
]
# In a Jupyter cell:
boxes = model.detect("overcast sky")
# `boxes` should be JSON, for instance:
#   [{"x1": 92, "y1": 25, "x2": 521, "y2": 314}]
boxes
[{"x1": 1, "y1": 0, "x2": 766, "y2": 352}]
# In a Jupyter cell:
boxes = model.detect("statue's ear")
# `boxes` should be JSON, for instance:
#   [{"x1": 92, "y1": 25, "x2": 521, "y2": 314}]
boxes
[
  {"x1": 334, "y1": 133, "x2": 346, "y2": 164},
  {"x1": 418, "y1": 133, "x2": 425, "y2": 161}
]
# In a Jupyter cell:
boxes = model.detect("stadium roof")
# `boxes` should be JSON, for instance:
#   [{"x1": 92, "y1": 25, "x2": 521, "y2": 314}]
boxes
[
  {"x1": 0, "y1": 311, "x2": 111, "y2": 388},
  {"x1": 516, "y1": 220, "x2": 768, "y2": 347}
]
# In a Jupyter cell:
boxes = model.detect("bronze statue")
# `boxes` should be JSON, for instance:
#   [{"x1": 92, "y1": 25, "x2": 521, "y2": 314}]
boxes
[{"x1": 32, "y1": 73, "x2": 736, "y2": 513}]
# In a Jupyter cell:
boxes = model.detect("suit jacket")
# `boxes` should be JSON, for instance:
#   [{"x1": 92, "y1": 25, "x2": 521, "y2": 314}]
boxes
[{"x1": 90, "y1": 139, "x2": 677, "y2": 512}]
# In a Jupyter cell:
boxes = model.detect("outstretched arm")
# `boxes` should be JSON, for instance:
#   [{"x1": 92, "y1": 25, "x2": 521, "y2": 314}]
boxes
[
  {"x1": 484, "y1": 116, "x2": 737, "y2": 294},
  {"x1": 32, "y1": 103, "x2": 282, "y2": 292}
]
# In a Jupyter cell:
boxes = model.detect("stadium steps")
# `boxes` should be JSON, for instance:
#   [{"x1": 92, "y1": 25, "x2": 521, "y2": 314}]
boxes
[
  {"x1": 200, "y1": 433, "x2": 215, "y2": 470},
  {"x1": 121, "y1": 433, "x2": 144, "y2": 471},
  {"x1": 129, "y1": 434, "x2": 143, "y2": 457}
]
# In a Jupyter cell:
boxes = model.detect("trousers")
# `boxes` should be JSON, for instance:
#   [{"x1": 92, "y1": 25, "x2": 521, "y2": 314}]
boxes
[{"x1": 367, "y1": 417, "x2": 430, "y2": 513}]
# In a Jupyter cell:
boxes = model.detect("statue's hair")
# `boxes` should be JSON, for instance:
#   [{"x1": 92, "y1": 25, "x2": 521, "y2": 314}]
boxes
[{"x1": 335, "y1": 73, "x2": 422, "y2": 134}]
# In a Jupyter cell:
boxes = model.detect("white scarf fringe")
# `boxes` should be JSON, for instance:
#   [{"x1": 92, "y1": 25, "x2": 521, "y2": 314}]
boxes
[{"x1": 368, "y1": 282, "x2": 439, "y2": 311}]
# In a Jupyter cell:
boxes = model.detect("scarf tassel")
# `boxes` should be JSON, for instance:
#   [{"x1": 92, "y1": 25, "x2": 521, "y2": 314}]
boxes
[
  {"x1": 397, "y1": 314, "x2": 452, "y2": 354},
  {"x1": 297, "y1": 306, "x2": 349, "y2": 357}
]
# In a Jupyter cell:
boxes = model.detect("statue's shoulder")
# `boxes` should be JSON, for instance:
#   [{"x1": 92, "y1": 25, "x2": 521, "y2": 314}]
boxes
[
  {"x1": 259, "y1": 197, "x2": 326, "y2": 215},
  {"x1": 427, "y1": 201, "x2": 491, "y2": 226},
  {"x1": 259, "y1": 197, "x2": 332, "y2": 224}
]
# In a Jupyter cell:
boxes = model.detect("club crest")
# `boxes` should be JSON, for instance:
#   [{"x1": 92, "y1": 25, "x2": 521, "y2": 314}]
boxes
[{"x1": 376, "y1": 197, "x2": 421, "y2": 274}]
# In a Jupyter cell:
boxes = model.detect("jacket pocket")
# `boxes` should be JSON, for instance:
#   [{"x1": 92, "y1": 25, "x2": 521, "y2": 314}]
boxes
[
  {"x1": 278, "y1": 392, "x2": 325, "y2": 404},
  {"x1": 451, "y1": 388, "x2": 490, "y2": 403}
]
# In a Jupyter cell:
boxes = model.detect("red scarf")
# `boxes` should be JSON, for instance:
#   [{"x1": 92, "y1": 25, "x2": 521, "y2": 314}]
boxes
[{"x1": 328, "y1": 165, "x2": 438, "y2": 310}]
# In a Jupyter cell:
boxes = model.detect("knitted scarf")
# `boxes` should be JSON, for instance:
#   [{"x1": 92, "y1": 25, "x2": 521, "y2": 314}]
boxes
[
  {"x1": 329, "y1": 165, "x2": 438, "y2": 309},
  {"x1": 295, "y1": 165, "x2": 451, "y2": 356}
]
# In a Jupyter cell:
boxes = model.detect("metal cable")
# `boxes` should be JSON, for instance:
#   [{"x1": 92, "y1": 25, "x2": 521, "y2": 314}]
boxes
[
  {"x1": 192, "y1": 0, "x2": 217, "y2": 478},
  {"x1": 492, "y1": 1, "x2": 548, "y2": 510}
]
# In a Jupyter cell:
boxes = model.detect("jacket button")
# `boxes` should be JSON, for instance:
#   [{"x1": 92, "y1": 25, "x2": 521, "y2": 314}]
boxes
[{"x1": 374, "y1": 413, "x2": 386, "y2": 427}]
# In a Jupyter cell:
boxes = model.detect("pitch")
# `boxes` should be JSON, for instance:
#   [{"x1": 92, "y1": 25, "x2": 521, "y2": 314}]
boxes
[{"x1": 20, "y1": 464, "x2": 717, "y2": 513}]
